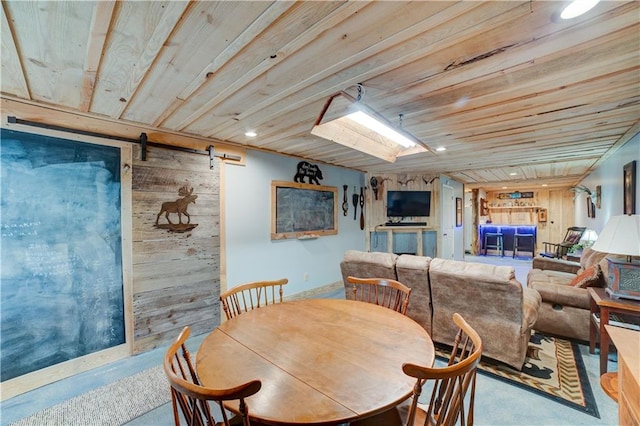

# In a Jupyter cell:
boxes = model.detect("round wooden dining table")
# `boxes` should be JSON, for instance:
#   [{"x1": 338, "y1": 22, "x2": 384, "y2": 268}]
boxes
[{"x1": 196, "y1": 298, "x2": 434, "y2": 425}]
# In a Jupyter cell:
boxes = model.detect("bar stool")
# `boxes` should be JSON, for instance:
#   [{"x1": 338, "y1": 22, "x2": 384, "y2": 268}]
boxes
[
  {"x1": 484, "y1": 232, "x2": 504, "y2": 256},
  {"x1": 513, "y1": 233, "x2": 536, "y2": 259}
]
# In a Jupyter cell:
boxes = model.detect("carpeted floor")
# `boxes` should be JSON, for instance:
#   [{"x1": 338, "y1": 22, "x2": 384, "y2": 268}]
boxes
[
  {"x1": 2, "y1": 255, "x2": 618, "y2": 425},
  {"x1": 11, "y1": 334, "x2": 599, "y2": 425},
  {"x1": 9, "y1": 366, "x2": 169, "y2": 426},
  {"x1": 475, "y1": 333, "x2": 598, "y2": 418}
]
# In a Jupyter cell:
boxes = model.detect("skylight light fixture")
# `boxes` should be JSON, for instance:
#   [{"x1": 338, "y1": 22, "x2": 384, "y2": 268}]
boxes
[
  {"x1": 310, "y1": 89, "x2": 428, "y2": 162},
  {"x1": 345, "y1": 111, "x2": 416, "y2": 148},
  {"x1": 560, "y1": 0, "x2": 600, "y2": 19}
]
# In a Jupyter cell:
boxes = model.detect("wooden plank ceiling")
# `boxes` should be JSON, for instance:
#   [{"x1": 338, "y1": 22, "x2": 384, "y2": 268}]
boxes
[{"x1": 2, "y1": 1, "x2": 638, "y2": 191}]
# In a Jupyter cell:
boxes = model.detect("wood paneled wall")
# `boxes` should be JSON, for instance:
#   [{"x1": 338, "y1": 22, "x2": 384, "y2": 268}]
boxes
[
  {"x1": 485, "y1": 188, "x2": 575, "y2": 250},
  {"x1": 132, "y1": 145, "x2": 220, "y2": 353},
  {"x1": 365, "y1": 181, "x2": 574, "y2": 256},
  {"x1": 365, "y1": 173, "x2": 441, "y2": 230}
]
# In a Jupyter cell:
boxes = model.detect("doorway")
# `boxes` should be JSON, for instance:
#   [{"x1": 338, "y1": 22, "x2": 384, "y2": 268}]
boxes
[{"x1": 441, "y1": 184, "x2": 454, "y2": 259}]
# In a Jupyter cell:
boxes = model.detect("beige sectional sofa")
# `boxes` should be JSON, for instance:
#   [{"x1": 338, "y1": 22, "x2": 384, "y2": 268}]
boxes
[
  {"x1": 526, "y1": 247, "x2": 608, "y2": 342},
  {"x1": 340, "y1": 250, "x2": 541, "y2": 370}
]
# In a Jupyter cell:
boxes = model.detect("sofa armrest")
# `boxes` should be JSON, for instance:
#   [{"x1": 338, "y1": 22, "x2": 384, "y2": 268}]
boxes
[
  {"x1": 528, "y1": 281, "x2": 591, "y2": 310},
  {"x1": 522, "y1": 288, "x2": 542, "y2": 329},
  {"x1": 532, "y1": 256, "x2": 581, "y2": 274}
]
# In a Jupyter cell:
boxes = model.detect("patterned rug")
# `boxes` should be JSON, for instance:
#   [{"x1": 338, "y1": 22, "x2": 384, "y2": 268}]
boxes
[
  {"x1": 440, "y1": 332, "x2": 599, "y2": 418},
  {"x1": 9, "y1": 365, "x2": 170, "y2": 426}
]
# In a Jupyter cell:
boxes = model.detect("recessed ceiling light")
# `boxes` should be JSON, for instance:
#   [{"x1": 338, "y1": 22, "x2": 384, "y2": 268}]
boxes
[
  {"x1": 561, "y1": 0, "x2": 600, "y2": 19},
  {"x1": 245, "y1": 131, "x2": 257, "y2": 137},
  {"x1": 542, "y1": 184, "x2": 548, "y2": 187},
  {"x1": 509, "y1": 172, "x2": 517, "y2": 176},
  {"x1": 436, "y1": 146, "x2": 446, "y2": 152},
  {"x1": 502, "y1": 186, "x2": 508, "y2": 189}
]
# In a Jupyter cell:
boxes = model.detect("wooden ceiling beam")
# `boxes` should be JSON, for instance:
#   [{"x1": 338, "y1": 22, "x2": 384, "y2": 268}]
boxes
[
  {"x1": 0, "y1": 2, "x2": 29, "y2": 99},
  {"x1": 80, "y1": 1, "x2": 116, "y2": 112}
]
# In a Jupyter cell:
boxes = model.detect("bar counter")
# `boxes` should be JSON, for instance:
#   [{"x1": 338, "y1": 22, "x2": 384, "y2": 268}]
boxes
[{"x1": 479, "y1": 224, "x2": 537, "y2": 257}]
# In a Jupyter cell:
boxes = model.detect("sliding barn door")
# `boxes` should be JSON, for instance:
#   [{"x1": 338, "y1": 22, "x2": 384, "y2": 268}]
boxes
[{"x1": 131, "y1": 145, "x2": 221, "y2": 353}]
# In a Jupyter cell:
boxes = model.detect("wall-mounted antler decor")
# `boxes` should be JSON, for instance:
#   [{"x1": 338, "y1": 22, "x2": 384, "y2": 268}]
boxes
[
  {"x1": 571, "y1": 184, "x2": 600, "y2": 217},
  {"x1": 421, "y1": 175, "x2": 439, "y2": 186},
  {"x1": 397, "y1": 175, "x2": 416, "y2": 187},
  {"x1": 371, "y1": 176, "x2": 392, "y2": 200},
  {"x1": 571, "y1": 184, "x2": 601, "y2": 208},
  {"x1": 570, "y1": 184, "x2": 593, "y2": 199}
]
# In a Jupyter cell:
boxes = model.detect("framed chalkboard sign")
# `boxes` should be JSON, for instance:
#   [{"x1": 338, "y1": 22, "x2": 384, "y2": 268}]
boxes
[{"x1": 271, "y1": 181, "x2": 338, "y2": 240}]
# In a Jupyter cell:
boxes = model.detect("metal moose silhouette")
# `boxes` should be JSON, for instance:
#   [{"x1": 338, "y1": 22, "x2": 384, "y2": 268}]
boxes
[{"x1": 155, "y1": 184, "x2": 198, "y2": 232}]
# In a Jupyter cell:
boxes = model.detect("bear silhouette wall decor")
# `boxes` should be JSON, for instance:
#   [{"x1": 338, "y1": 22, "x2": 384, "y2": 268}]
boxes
[{"x1": 293, "y1": 161, "x2": 323, "y2": 185}]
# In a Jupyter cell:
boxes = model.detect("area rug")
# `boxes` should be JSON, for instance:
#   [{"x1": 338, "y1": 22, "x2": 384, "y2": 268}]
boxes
[
  {"x1": 439, "y1": 332, "x2": 599, "y2": 418},
  {"x1": 10, "y1": 365, "x2": 170, "y2": 426}
]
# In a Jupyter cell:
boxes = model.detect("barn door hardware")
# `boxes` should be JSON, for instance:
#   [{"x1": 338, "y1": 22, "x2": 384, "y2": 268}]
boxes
[
  {"x1": 208, "y1": 145, "x2": 242, "y2": 169},
  {"x1": 6, "y1": 116, "x2": 241, "y2": 168},
  {"x1": 140, "y1": 133, "x2": 147, "y2": 160}
]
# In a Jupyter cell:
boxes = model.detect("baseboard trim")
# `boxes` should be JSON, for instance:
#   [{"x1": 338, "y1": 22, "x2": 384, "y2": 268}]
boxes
[{"x1": 285, "y1": 281, "x2": 343, "y2": 301}]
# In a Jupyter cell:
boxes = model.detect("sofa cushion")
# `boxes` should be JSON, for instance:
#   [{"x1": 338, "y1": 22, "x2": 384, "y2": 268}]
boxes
[
  {"x1": 340, "y1": 250, "x2": 398, "y2": 280},
  {"x1": 522, "y1": 287, "x2": 542, "y2": 329},
  {"x1": 340, "y1": 250, "x2": 399, "y2": 299},
  {"x1": 532, "y1": 256, "x2": 581, "y2": 274},
  {"x1": 341, "y1": 249, "x2": 398, "y2": 268},
  {"x1": 569, "y1": 264, "x2": 604, "y2": 288},
  {"x1": 396, "y1": 255, "x2": 433, "y2": 333},
  {"x1": 430, "y1": 257, "x2": 515, "y2": 282},
  {"x1": 578, "y1": 247, "x2": 609, "y2": 272},
  {"x1": 396, "y1": 254, "x2": 431, "y2": 271},
  {"x1": 528, "y1": 280, "x2": 592, "y2": 310},
  {"x1": 527, "y1": 268, "x2": 575, "y2": 287},
  {"x1": 429, "y1": 258, "x2": 532, "y2": 369}
]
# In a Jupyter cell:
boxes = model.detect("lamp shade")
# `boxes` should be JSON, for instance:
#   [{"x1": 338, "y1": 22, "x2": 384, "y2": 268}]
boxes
[
  {"x1": 579, "y1": 229, "x2": 598, "y2": 247},
  {"x1": 591, "y1": 215, "x2": 640, "y2": 256}
]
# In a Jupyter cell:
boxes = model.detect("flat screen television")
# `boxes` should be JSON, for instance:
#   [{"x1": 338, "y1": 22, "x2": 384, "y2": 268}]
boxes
[{"x1": 386, "y1": 190, "x2": 431, "y2": 217}]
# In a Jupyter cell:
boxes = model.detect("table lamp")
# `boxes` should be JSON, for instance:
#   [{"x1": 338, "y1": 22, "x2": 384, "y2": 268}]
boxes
[
  {"x1": 591, "y1": 214, "x2": 640, "y2": 300},
  {"x1": 579, "y1": 229, "x2": 598, "y2": 248}
]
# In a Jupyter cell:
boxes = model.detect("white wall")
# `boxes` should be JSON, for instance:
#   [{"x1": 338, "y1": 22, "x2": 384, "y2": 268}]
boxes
[
  {"x1": 439, "y1": 176, "x2": 464, "y2": 260},
  {"x1": 224, "y1": 150, "x2": 364, "y2": 296},
  {"x1": 576, "y1": 133, "x2": 639, "y2": 233}
]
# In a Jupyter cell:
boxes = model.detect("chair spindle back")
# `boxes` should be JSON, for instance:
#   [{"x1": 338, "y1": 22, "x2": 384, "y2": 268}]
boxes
[
  {"x1": 220, "y1": 278, "x2": 289, "y2": 320},
  {"x1": 163, "y1": 326, "x2": 262, "y2": 426},
  {"x1": 346, "y1": 276, "x2": 412, "y2": 315},
  {"x1": 403, "y1": 313, "x2": 483, "y2": 426}
]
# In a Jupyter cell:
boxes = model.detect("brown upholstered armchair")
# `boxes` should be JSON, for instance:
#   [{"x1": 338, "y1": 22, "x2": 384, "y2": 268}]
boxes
[
  {"x1": 527, "y1": 247, "x2": 609, "y2": 341},
  {"x1": 428, "y1": 258, "x2": 540, "y2": 370}
]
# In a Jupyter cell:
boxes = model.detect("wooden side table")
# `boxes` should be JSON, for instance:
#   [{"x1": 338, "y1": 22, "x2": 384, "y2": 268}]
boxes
[
  {"x1": 588, "y1": 287, "x2": 640, "y2": 375},
  {"x1": 564, "y1": 253, "x2": 581, "y2": 262},
  {"x1": 605, "y1": 325, "x2": 640, "y2": 425}
]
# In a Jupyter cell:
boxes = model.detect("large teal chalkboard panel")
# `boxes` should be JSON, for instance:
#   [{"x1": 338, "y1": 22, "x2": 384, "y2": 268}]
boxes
[{"x1": 1, "y1": 128, "x2": 125, "y2": 381}]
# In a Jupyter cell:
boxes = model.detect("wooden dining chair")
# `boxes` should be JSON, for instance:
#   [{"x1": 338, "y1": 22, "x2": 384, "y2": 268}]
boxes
[
  {"x1": 220, "y1": 278, "x2": 289, "y2": 320},
  {"x1": 163, "y1": 326, "x2": 262, "y2": 426},
  {"x1": 351, "y1": 313, "x2": 483, "y2": 426},
  {"x1": 346, "y1": 276, "x2": 412, "y2": 315}
]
